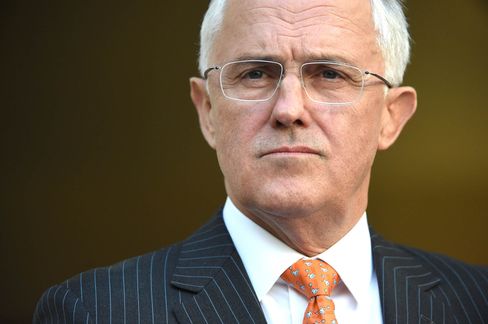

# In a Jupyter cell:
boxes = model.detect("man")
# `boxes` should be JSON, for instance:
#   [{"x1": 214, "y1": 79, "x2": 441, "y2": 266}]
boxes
[{"x1": 34, "y1": 0, "x2": 488, "y2": 323}]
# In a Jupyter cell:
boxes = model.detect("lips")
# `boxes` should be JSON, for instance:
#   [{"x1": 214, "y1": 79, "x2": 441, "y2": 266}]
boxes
[{"x1": 260, "y1": 146, "x2": 321, "y2": 157}]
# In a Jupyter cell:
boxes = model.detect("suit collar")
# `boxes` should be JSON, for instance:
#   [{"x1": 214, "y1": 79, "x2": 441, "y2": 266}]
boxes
[
  {"x1": 171, "y1": 213, "x2": 235, "y2": 293},
  {"x1": 171, "y1": 212, "x2": 267, "y2": 323},
  {"x1": 371, "y1": 230, "x2": 450, "y2": 323}
]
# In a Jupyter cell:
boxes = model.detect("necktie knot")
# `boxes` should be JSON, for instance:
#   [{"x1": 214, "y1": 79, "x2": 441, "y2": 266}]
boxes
[
  {"x1": 281, "y1": 259, "x2": 340, "y2": 299},
  {"x1": 281, "y1": 259, "x2": 340, "y2": 324}
]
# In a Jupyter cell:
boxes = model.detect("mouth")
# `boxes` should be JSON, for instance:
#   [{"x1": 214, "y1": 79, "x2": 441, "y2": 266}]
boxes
[{"x1": 260, "y1": 146, "x2": 322, "y2": 158}]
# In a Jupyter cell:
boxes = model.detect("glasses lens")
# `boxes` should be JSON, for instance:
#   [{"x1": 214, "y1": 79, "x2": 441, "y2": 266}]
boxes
[
  {"x1": 301, "y1": 62, "x2": 364, "y2": 104},
  {"x1": 220, "y1": 61, "x2": 282, "y2": 101}
]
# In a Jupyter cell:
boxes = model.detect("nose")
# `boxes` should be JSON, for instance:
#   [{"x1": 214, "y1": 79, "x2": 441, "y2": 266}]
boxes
[{"x1": 270, "y1": 74, "x2": 309, "y2": 128}]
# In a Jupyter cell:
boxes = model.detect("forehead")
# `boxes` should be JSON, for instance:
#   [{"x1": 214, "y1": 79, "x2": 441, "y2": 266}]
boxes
[{"x1": 213, "y1": 0, "x2": 381, "y2": 67}]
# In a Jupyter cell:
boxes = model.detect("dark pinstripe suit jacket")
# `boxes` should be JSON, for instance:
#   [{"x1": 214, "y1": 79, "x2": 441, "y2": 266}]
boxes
[{"x1": 34, "y1": 212, "x2": 488, "y2": 324}]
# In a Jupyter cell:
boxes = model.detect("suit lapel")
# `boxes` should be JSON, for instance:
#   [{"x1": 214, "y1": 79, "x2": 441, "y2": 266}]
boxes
[
  {"x1": 371, "y1": 231, "x2": 456, "y2": 324},
  {"x1": 171, "y1": 213, "x2": 267, "y2": 324}
]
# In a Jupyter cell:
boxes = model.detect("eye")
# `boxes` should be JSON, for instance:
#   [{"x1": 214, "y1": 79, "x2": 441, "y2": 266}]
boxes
[
  {"x1": 244, "y1": 70, "x2": 264, "y2": 80},
  {"x1": 321, "y1": 69, "x2": 341, "y2": 80}
]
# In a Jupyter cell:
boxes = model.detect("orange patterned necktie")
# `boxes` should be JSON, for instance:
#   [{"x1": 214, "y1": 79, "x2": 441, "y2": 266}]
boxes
[{"x1": 281, "y1": 259, "x2": 340, "y2": 324}]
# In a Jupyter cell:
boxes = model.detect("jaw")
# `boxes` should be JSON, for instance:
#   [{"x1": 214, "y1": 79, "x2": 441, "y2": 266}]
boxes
[
  {"x1": 224, "y1": 162, "x2": 372, "y2": 254},
  {"x1": 228, "y1": 182, "x2": 370, "y2": 256}
]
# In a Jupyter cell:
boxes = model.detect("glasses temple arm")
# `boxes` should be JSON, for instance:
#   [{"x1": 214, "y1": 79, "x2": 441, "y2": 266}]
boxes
[
  {"x1": 203, "y1": 66, "x2": 221, "y2": 80},
  {"x1": 365, "y1": 71, "x2": 393, "y2": 88}
]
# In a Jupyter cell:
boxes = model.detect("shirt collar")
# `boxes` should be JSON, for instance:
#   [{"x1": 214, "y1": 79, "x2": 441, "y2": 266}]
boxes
[
  {"x1": 223, "y1": 197, "x2": 374, "y2": 305},
  {"x1": 315, "y1": 212, "x2": 374, "y2": 305}
]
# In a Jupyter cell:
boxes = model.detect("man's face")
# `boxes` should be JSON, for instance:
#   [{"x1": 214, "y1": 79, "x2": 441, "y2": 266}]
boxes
[{"x1": 192, "y1": 0, "x2": 415, "y2": 224}]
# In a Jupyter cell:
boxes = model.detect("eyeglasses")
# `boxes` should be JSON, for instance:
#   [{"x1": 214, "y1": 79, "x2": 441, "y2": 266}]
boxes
[{"x1": 204, "y1": 59, "x2": 392, "y2": 105}]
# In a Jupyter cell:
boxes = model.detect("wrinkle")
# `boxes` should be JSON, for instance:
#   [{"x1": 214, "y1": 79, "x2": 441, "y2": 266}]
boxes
[
  {"x1": 326, "y1": 9, "x2": 372, "y2": 35},
  {"x1": 250, "y1": 20, "x2": 363, "y2": 38},
  {"x1": 247, "y1": 5, "x2": 336, "y2": 26},
  {"x1": 247, "y1": 3, "x2": 369, "y2": 29},
  {"x1": 249, "y1": 4, "x2": 336, "y2": 16},
  {"x1": 244, "y1": 8, "x2": 371, "y2": 40}
]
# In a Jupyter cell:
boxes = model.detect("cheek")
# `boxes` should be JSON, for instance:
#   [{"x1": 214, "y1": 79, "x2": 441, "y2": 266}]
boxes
[
  {"x1": 344, "y1": 102, "x2": 384, "y2": 168},
  {"x1": 213, "y1": 98, "x2": 272, "y2": 144},
  {"x1": 315, "y1": 99, "x2": 384, "y2": 166},
  {"x1": 212, "y1": 103, "x2": 268, "y2": 170},
  {"x1": 214, "y1": 110, "x2": 250, "y2": 151}
]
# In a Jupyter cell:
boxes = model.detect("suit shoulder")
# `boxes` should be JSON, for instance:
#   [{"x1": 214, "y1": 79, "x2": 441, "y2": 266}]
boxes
[
  {"x1": 372, "y1": 233, "x2": 488, "y2": 279},
  {"x1": 372, "y1": 234, "x2": 488, "y2": 321},
  {"x1": 401, "y1": 244, "x2": 488, "y2": 277},
  {"x1": 34, "y1": 245, "x2": 181, "y2": 323},
  {"x1": 406, "y1": 246, "x2": 488, "y2": 317},
  {"x1": 387, "y1": 243, "x2": 488, "y2": 301},
  {"x1": 66, "y1": 244, "x2": 180, "y2": 299}
]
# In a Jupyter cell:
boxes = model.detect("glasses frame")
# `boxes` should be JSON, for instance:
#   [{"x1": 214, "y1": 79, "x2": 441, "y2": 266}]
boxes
[{"x1": 203, "y1": 59, "x2": 393, "y2": 105}]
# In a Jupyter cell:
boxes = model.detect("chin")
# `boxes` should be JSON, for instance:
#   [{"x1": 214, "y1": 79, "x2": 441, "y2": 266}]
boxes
[
  {"x1": 249, "y1": 185, "x2": 324, "y2": 219},
  {"x1": 226, "y1": 166, "x2": 336, "y2": 218}
]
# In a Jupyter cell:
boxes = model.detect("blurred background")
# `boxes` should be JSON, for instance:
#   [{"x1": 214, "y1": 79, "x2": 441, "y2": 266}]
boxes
[{"x1": 1, "y1": 0, "x2": 487, "y2": 322}]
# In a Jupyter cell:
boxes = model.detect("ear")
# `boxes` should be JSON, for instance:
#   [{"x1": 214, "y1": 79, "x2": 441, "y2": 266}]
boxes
[
  {"x1": 378, "y1": 86, "x2": 417, "y2": 150},
  {"x1": 190, "y1": 77, "x2": 216, "y2": 149}
]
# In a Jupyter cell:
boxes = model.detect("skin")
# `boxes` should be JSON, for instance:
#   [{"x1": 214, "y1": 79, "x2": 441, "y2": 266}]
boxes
[{"x1": 190, "y1": 0, "x2": 417, "y2": 256}]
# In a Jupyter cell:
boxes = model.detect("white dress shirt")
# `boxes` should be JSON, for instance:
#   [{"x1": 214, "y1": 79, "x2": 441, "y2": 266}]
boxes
[{"x1": 223, "y1": 197, "x2": 383, "y2": 324}]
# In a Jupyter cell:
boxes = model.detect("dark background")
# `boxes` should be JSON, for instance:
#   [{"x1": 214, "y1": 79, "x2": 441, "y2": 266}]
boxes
[{"x1": 1, "y1": 1, "x2": 487, "y2": 322}]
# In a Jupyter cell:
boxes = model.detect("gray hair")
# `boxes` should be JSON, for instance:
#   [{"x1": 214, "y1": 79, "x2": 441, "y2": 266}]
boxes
[{"x1": 198, "y1": 0, "x2": 411, "y2": 86}]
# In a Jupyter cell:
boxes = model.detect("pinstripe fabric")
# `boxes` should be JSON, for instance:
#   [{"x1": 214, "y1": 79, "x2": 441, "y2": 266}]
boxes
[
  {"x1": 170, "y1": 219, "x2": 265, "y2": 324},
  {"x1": 371, "y1": 231, "x2": 488, "y2": 324},
  {"x1": 34, "y1": 212, "x2": 488, "y2": 323}
]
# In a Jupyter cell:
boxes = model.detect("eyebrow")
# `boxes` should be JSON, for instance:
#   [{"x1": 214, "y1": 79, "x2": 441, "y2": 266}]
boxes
[
  {"x1": 228, "y1": 53, "x2": 355, "y2": 66},
  {"x1": 305, "y1": 54, "x2": 352, "y2": 64},
  {"x1": 299, "y1": 50, "x2": 359, "y2": 65},
  {"x1": 231, "y1": 54, "x2": 281, "y2": 63}
]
